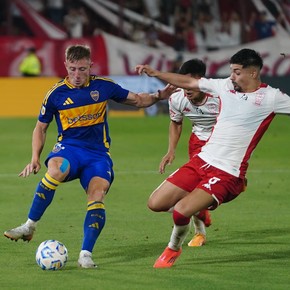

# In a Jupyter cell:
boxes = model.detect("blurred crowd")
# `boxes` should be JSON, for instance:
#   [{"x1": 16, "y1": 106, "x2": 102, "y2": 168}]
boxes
[
  {"x1": 0, "y1": 0, "x2": 289, "y2": 53},
  {"x1": 123, "y1": 0, "x2": 289, "y2": 52}
]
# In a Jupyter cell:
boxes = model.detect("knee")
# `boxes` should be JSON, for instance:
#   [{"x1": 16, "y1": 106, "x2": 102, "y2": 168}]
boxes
[
  {"x1": 86, "y1": 177, "x2": 110, "y2": 202},
  {"x1": 147, "y1": 198, "x2": 157, "y2": 212},
  {"x1": 87, "y1": 190, "x2": 106, "y2": 203},
  {"x1": 47, "y1": 158, "x2": 70, "y2": 181},
  {"x1": 147, "y1": 197, "x2": 167, "y2": 212}
]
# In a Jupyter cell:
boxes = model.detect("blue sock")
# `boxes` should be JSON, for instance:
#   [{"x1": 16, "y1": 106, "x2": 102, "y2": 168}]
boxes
[
  {"x1": 82, "y1": 201, "x2": 106, "y2": 252},
  {"x1": 28, "y1": 173, "x2": 60, "y2": 221}
]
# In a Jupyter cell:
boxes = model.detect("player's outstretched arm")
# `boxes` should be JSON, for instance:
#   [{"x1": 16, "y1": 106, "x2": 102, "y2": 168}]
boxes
[
  {"x1": 135, "y1": 64, "x2": 199, "y2": 90},
  {"x1": 123, "y1": 84, "x2": 177, "y2": 108}
]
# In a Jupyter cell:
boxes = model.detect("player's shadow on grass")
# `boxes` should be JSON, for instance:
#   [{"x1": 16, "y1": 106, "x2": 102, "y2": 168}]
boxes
[
  {"x1": 182, "y1": 226, "x2": 290, "y2": 266},
  {"x1": 211, "y1": 226, "x2": 290, "y2": 244},
  {"x1": 97, "y1": 241, "x2": 170, "y2": 265},
  {"x1": 99, "y1": 227, "x2": 290, "y2": 266},
  {"x1": 63, "y1": 227, "x2": 290, "y2": 269},
  {"x1": 193, "y1": 249, "x2": 290, "y2": 265},
  {"x1": 183, "y1": 244, "x2": 290, "y2": 266}
]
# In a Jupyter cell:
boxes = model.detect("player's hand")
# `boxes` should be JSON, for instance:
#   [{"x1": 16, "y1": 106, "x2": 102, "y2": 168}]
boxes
[
  {"x1": 19, "y1": 161, "x2": 41, "y2": 177},
  {"x1": 159, "y1": 84, "x2": 180, "y2": 100},
  {"x1": 159, "y1": 152, "x2": 175, "y2": 174},
  {"x1": 135, "y1": 64, "x2": 158, "y2": 77}
]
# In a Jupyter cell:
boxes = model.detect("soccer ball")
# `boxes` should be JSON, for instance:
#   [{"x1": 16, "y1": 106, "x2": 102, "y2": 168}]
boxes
[{"x1": 35, "y1": 240, "x2": 68, "y2": 270}]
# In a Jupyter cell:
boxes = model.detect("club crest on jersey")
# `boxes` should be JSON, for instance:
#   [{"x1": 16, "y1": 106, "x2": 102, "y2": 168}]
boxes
[
  {"x1": 90, "y1": 90, "x2": 99, "y2": 102},
  {"x1": 206, "y1": 103, "x2": 218, "y2": 113},
  {"x1": 254, "y1": 92, "x2": 265, "y2": 106},
  {"x1": 52, "y1": 142, "x2": 65, "y2": 153}
]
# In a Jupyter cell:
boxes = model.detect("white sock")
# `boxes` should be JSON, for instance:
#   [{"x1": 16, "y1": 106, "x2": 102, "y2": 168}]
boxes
[
  {"x1": 80, "y1": 250, "x2": 92, "y2": 257},
  {"x1": 25, "y1": 218, "x2": 37, "y2": 227},
  {"x1": 193, "y1": 216, "x2": 206, "y2": 235},
  {"x1": 168, "y1": 223, "x2": 190, "y2": 251}
]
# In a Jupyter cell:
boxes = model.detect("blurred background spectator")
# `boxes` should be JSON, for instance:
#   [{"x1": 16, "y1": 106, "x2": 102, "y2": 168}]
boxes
[
  {"x1": 63, "y1": 4, "x2": 89, "y2": 38},
  {"x1": 248, "y1": 10, "x2": 277, "y2": 40},
  {"x1": 46, "y1": 0, "x2": 65, "y2": 25},
  {"x1": 145, "y1": 23, "x2": 159, "y2": 48},
  {"x1": 129, "y1": 21, "x2": 146, "y2": 45},
  {"x1": 26, "y1": 0, "x2": 45, "y2": 14},
  {"x1": 19, "y1": 47, "x2": 42, "y2": 77},
  {"x1": 142, "y1": 0, "x2": 161, "y2": 21}
]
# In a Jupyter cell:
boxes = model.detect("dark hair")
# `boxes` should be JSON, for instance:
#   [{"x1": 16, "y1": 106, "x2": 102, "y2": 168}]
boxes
[
  {"x1": 28, "y1": 47, "x2": 36, "y2": 53},
  {"x1": 65, "y1": 45, "x2": 91, "y2": 62},
  {"x1": 230, "y1": 48, "x2": 263, "y2": 69},
  {"x1": 178, "y1": 58, "x2": 206, "y2": 77}
]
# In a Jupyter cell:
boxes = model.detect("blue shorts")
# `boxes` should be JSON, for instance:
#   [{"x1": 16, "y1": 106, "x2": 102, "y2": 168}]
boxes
[{"x1": 45, "y1": 142, "x2": 114, "y2": 191}]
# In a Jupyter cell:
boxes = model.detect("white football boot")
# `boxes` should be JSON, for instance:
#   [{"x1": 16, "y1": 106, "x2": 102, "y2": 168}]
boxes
[
  {"x1": 4, "y1": 223, "x2": 35, "y2": 242},
  {"x1": 78, "y1": 250, "x2": 97, "y2": 268}
]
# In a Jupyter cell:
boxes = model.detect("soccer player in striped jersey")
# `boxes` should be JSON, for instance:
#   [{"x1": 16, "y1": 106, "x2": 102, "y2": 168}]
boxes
[
  {"x1": 158, "y1": 59, "x2": 219, "y2": 247},
  {"x1": 4, "y1": 44, "x2": 174, "y2": 269},
  {"x1": 136, "y1": 48, "x2": 290, "y2": 268}
]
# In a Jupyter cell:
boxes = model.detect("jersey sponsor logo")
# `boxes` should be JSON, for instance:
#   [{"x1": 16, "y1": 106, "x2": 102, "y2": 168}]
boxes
[
  {"x1": 60, "y1": 102, "x2": 107, "y2": 129},
  {"x1": 202, "y1": 177, "x2": 221, "y2": 190},
  {"x1": 63, "y1": 97, "x2": 74, "y2": 105},
  {"x1": 67, "y1": 113, "x2": 102, "y2": 124},
  {"x1": 90, "y1": 90, "x2": 100, "y2": 102}
]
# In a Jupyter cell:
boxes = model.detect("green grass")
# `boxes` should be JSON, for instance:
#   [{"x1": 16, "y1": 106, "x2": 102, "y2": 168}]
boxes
[{"x1": 0, "y1": 115, "x2": 290, "y2": 290}]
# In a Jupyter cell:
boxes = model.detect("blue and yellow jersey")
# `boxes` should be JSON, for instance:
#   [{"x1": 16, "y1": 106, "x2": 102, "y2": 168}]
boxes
[{"x1": 39, "y1": 75, "x2": 129, "y2": 152}]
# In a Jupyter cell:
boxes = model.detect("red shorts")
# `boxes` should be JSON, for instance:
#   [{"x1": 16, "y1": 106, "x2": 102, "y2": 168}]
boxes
[
  {"x1": 188, "y1": 133, "x2": 206, "y2": 159},
  {"x1": 167, "y1": 155, "x2": 245, "y2": 209}
]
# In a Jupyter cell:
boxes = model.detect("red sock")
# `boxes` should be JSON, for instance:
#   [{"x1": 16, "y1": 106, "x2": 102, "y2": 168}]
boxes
[{"x1": 173, "y1": 210, "x2": 190, "y2": 226}]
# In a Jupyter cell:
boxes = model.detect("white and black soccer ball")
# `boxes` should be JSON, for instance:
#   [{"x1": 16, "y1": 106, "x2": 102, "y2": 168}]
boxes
[{"x1": 36, "y1": 240, "x2": 68, "y2": 270}]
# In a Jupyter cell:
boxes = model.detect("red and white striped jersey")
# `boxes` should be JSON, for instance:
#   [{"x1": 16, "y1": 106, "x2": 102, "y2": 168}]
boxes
[
  {"x1": 169, "y1": 89, "x2": 220, "y2": 141},
  {"x1": 198, "y1": 77, "x2": 290, "y2": 178}
]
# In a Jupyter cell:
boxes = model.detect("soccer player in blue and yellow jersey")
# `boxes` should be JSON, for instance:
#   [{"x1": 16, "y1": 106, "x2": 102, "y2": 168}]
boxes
[{"x1": 4, "y1": 44, "x2": 174, "y2": 268}]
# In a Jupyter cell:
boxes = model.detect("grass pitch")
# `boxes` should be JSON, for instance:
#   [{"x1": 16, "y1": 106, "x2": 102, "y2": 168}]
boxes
[{"x1": 0, "y1": 115, "x2": 289, "y2": 290}]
